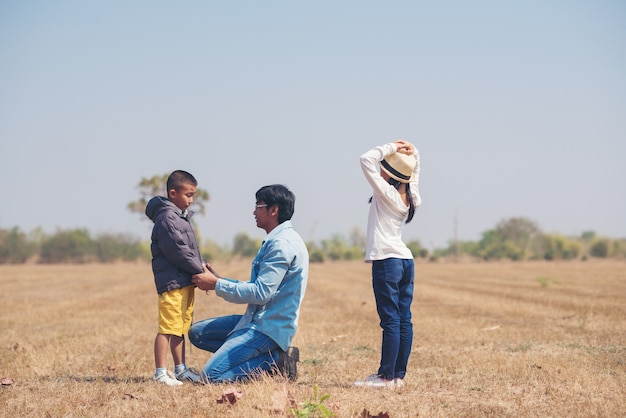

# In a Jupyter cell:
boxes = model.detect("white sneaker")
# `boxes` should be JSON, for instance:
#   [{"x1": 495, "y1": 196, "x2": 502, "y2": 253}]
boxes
[
  {"x1": 176, "y1": 368, "x2": 202, "y2": 384},
  {"x1": 354, "y1": 374, "x2": 395, "y2": 388},
  {"x1": 394, "y1": 378, "x2": 404, "y2": 388},
  {"x1": 154, "y1": 370, "x2": 183, "y2": 386}
]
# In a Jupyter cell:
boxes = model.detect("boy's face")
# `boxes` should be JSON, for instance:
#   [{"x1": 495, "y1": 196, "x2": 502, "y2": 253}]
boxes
[{"x1": 168, "y1": 183, "x2": 196, "y2": 212}]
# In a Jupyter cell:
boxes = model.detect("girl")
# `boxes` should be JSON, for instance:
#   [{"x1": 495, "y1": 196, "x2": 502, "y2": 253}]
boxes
[{"x1": 355, "y1": 139, "x2": 421, "y2": 388}]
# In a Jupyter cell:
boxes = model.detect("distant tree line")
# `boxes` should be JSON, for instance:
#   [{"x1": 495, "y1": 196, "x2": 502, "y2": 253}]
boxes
[
  {"x1": 0, "y1": 225, "x2": 427, "y2": 265},
  {"x1": 0, "y1": 217, "x2": 624, "y2": 264},
  {"x1": 434, "y1": 217, "x2": 626, "y2": 261},
  {"x1": 0, "y1": 227, "x2": 147, "y2": 264}
]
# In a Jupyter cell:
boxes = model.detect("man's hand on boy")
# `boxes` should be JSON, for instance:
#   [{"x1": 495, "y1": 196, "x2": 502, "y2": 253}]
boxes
[
  {"x1": 204, "y1": 262, "x2": 222, "y2": 279},
  {"x1": 192, "y1": 265, "x2": 218, "y2": 291}
]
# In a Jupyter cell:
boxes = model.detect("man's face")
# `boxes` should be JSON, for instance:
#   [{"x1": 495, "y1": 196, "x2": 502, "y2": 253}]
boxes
[
  {"x1": 169, "y1": 183, "x2": 196, "y2": 212},
  {"x1": 254, "y1": 201, "x2": 271, "y2": 231}
]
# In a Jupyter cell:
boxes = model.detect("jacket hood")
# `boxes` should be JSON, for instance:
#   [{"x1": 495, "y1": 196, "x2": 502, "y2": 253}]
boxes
[
  {"x1": 145, "y1": 196, "x2": 195, "y2": 222},
  {"x1": 145, "y1": 196, "x2": 170, "y2": 222}
]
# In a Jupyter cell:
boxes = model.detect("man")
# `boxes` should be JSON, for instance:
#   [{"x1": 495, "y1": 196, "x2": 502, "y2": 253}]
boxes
[{"x1": 190, "y1": 184, "x2": 309, "y2": 383}]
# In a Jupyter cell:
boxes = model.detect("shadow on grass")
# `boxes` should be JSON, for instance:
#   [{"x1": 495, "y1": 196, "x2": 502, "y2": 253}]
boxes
[{"x1": 41, "y1": 375, "x2": 153, "y2": 384}]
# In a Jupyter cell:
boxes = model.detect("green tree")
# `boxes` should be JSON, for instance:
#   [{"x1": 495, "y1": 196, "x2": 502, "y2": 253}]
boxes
[
  {"x1": 540, "y1": 234, "x2": 582, "y2": 260},
  {"x1": 322, "y1": 234, "x2": 348, "y2": 261},
  {"x1": 128, "y1": 172, "x2": 211, "y2": 247},
  {"x1": 406, "y1": 240, "x2": 428, "y2": 259},
  {"x1": 232, "y1": 232, "x2": 262, "y2": 257},
  {"x1": 612, "y1": 239, "x2": 626, "y2": 259},
  {"x1": 580, "y1": 230, "x2": 596, "y2": 241},
  {"x1": 348, "y1": 226, "x2": 366, "y2": 249},
  {"x1": 94, "y1": 233, "x2": 146, "y2": 262},
  {"x1": 589, "y1": 238, "x2": 610, "y2": 258},
  {"x1": 457, "y1": 241, "x2": 478, "y2": 258},
  {"x1": 40, "y1": 229, "x2": 95, "y2": 263},
  {"x1": 201, "y1": 239, "x2": 232, "y2": 262},
  {"x1": 477, "y1": 217, "x2": 542, "y2": 260},
  {"x1": 127, "y1": 173, "x2": 210, "y2": 219},
  {"x1": 306, "y1": 241, "x2": 325, "y2": 263},
  {"x1": 476, "y1": 229, "x2": 506, "y2": 260},
  {"x1": 0, "y1": 227, "x2": 37, "y2": 264},
  {"x1": 496, "y1": 217, "x2": 542, "y2": 258}
]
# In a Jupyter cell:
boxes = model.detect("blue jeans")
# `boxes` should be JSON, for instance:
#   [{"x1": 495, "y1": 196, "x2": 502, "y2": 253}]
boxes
[
  {"x1": 188, "y1": 315, "x2": 280, "y2": 383},
  {"x1": 372, "y1": 258, "x2": 414, "y2": 380}
]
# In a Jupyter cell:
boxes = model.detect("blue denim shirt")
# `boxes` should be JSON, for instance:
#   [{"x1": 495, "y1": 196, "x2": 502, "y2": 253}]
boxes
[{"x1": 215, "y1": 221, "x2": 309, "y2": 350}]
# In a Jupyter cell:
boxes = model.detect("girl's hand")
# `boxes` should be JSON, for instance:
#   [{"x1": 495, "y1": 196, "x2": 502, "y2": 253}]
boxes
[{"x1": 394, "y1": 139, "x2": 414, "y2": 155}]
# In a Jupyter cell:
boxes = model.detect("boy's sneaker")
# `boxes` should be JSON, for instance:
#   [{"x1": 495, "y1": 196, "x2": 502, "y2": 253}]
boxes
[
  {"x1": 354, "y1": 374, "x2": 395, "y2": 388},
  {"x1": 154, "y1": 370, "x2": 183, "y2": 386},
  {"x1": 277, "y1": 346, "x2": 299, "y2": 381},
  {"x1": 175, "y1": 368, "x2": 202, "y2": 384},
  {"x1": 394, "y1": 378, "x2": 404, "y2": 388}
]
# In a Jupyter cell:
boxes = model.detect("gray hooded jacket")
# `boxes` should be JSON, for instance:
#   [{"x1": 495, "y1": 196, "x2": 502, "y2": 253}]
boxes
[{"x1": 145, "y1": 196, "x2": 203, "y2": 294}]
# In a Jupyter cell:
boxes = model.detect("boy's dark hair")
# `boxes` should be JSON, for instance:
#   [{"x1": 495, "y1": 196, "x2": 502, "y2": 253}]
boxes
[
  {"x1": 256, "y1": 184, "x2": 295, "y2": 224},
  {"x1": 167, "y1": 170, "x2": 197, "y2": 193}
]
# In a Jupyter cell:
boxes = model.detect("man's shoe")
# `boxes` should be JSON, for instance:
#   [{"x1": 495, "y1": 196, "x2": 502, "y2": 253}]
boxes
[
  {"x1": 277, "y1": 346, "x2": 299, "y2": 381},
  {"x1": 175, "y1": 368, "x2": 202, "y2": 384}
]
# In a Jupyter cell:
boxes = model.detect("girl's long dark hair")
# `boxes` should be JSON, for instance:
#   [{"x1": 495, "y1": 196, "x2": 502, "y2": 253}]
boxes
[{"x1": 369, "y1": 179, "x2": 415, "y2": 224}]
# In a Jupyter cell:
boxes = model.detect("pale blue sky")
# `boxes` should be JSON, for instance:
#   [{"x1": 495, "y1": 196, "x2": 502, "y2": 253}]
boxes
[{"x1": 1, "y1": 1, "x2": 625, "y2": 249}]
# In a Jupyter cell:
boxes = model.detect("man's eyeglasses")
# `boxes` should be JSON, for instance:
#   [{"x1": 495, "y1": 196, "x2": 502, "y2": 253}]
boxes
[{"x1": 254, "y1": 204, "x2": 268, "y2": 210}]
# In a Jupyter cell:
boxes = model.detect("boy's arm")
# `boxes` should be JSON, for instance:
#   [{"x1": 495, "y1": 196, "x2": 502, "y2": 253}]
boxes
[{"x1": 155, "y1": 215, "x2": 203, "y2": 274}]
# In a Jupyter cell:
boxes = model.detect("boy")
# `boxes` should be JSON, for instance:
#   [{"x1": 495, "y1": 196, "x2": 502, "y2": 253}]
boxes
[{"x1": 145, "y1": 170, "x2": 204, "y2": 386}]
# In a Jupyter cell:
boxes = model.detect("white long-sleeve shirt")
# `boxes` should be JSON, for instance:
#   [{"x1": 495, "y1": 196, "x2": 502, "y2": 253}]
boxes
[{"x1": 360, "y1": 143, "x2": 422, "y2": 262}]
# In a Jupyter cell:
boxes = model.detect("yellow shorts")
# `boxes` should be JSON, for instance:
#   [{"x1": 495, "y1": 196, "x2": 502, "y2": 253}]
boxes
[{"x1": 157, "y1": 285, "x2": 195, "y2": 337}]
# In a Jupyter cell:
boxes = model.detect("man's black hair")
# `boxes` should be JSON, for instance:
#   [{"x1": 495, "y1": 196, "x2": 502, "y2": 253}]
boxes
[{"x1": 256, "y1": 184, "x2": 295, "y2": 224}]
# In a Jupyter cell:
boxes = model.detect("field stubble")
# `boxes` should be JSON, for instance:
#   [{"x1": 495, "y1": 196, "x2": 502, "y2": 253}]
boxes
[{"x1": 0, "y1": 260, "x2": 624, "y2": 417}]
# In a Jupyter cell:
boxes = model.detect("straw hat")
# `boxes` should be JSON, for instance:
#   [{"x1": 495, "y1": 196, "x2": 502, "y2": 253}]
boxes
[{"x1": 380, "y1": 152, "x2": 417, "y2": 183}]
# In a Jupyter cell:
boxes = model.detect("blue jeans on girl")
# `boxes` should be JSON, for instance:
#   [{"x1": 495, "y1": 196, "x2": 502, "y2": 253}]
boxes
[{"x1": 372, "y1": 257, "x2": 414, "y2": 380}]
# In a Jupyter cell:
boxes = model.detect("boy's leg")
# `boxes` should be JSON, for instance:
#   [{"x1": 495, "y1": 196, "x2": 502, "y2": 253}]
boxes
[
  {"x1": 171, "y1": 334, "x2": 203, "y2": 383},
  {"x1": 171, "y1": 285, "x2": 194, "y2": 367},
  {"x1": 170, "y1": 335, "x2": 185, "y2": 366},
  {"x1": 154, "y1": 333, "x2": 171, "y2": 369},
  {"x1": 154, "y1": 289, "x2": 187, "y2": 385},
  {"x1": 156, "y1": 289, "x2": 181, "y2": 370},
  {"x1": 153, "y1": 333, "x2": 182, "y2": 385}
]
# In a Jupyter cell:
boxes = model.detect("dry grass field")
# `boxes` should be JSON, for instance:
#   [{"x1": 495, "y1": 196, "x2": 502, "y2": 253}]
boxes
[{"x1": 1, "y1": 260, "x2": 625, "y2": 417}]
